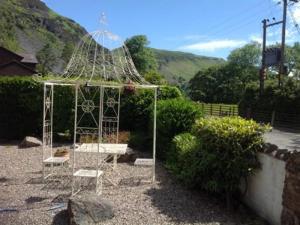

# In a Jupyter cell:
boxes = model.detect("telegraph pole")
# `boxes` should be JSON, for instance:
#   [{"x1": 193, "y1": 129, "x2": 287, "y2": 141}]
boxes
[
  {"x1": 279, "y1": 0, "x2": 288, "y2": 87},
  {"x1": 260, "y1": 19, "x2": 267, "y2": 95},
  {"x1": 260, "y1": 0, "x2": 299, "y2": 92}
]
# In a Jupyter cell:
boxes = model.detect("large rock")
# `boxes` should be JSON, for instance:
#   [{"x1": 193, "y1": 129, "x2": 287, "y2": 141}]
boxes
[
  {"x1": 68, "y1": 194, "x2": 114, "y2": 225},
  {"x1": 19, "y1": 136, "x2": 42, "y2": 148},
  {"x1": 117, "y1": 147, "x2": 137, "y2": 163}
]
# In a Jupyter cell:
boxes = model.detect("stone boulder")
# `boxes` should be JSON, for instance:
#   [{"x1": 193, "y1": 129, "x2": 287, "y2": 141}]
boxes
[
  {"x1": 68, "y1": 194, "x2": 114, "y2": 225},
  {"x1": 117, "y1": 147, "x2": 138, "y2": 163},
  {"x1": 19, "y1": 136, "x2": 42, "y2": 148}
]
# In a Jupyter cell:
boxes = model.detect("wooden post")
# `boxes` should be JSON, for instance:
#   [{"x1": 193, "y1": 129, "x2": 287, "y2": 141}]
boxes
[{"x1": 271, "y1": 110, "x2": 276, "y2": 127}]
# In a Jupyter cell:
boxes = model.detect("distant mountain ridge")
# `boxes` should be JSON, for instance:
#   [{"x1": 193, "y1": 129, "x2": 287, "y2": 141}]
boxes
[
  {"x1": 0, "y1": 0, "x2": 224, "y2": 81},
  {"x1": 0, "y1": 0, "x2": 87, "y2": 72},
  {"x1": 152, "y1": 48, "x2": 225, "y2": 83}
]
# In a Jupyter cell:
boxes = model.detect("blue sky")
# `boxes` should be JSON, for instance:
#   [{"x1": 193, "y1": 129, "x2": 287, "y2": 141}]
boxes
[{"x1": 43, "y1": 0, "x2": 300, "y2": 59}]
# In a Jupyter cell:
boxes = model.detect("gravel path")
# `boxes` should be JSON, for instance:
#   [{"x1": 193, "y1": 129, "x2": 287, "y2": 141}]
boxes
[{"x1": 0, "y1": 144, "x2": 266, "y2": 225}]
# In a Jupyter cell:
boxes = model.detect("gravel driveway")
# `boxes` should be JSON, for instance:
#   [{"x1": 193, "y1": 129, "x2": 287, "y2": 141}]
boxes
[{"x1": 0, "y1": 144, "x2": 266, "y2": 225}]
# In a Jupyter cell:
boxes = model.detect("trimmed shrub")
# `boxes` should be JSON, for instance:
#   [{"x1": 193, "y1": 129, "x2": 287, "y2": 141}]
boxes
[
  {"x1": 166, "y1": 132, "x2": 201, "y2": 185},
  {"x1": 192, "y1": 117, "x2": 269, "y2": 195},
  {"x1": 155, "y1": 98, "x2": 203, "y2": 159},
  {"x1": 0, "y1": 76, "x2": 181, "y2": 140},
  {"x1": 0, "y1": 76, "x2": 43, "y2": 139},
  {"x1": 166, "y1": 117, "x2": 269, "y2": 208},
  {"x1": 0, "y1": 76, "x2": 74, "y2": 139},
  {"x1": 120, "y1": 86, "x2": 182, "y2": 131}
]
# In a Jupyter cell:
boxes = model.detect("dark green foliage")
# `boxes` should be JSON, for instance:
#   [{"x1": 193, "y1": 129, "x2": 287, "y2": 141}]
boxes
[
  {"x1": 167, "y1": 117, "x2": 269, "y2": 206},
  {"x1": 192, "y1": 117, "x2": 269, "y2": 194},
  {"x1": 0, "y1": 76, "x2": 182, "y2": 140},
  {"x1": 155, "y1": 98, "x2": 203, "y2": 159},
  {"x1": 188, "y1": 42, "x2": 261, "y2": 104},
  {"x1": 125, "y1": 35, "x2": 158, "y2": 75},
  {"x1": 166, "y1": 133, "x2": 201, "y2": 185},
  {"x1": 188, "y1": 65, "x2": 245, "y2": 104},
  {"x1": 36, "y1": 43, "x2": 59, "y2": 74},
  {"x1": 0, "y1": 76, "x2": 42, "y2": 139},
  {"x1": 144, "y1": 71, "x2": 166, "y2": 85},
  {"x1": 0, "y1": 76, "x2": 74, "y2": 140},
  {"x1": 120, "y1": 86, "x2": 182, "y2": 131},
  {"x1": 239, "y1": 78, "x2": 300, "y2": 115}
]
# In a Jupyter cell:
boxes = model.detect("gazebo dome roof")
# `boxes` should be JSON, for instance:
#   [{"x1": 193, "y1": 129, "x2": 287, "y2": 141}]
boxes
[
  {"x1": 37, "y1": 15, "x2": 149, "y2": 86},
  {"x1": 60, "y1": 30, "x2": 147, "y2": 85}
]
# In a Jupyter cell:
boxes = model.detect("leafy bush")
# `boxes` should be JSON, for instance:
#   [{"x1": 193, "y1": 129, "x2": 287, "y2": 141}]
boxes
[
  {"x1": 192, "y1": 117, "x2": 269, "y2": 195},
  {"x1": 239, "y1": 78, "x2": 300, "y2": 115},
  {"x1": 0, "y1": 76, "x2": 43, "y2": 139},
  {"x1": 0, "y1": 76, "x2": 74, "y2": 139},
  {"x1": 155, "y1": 98, "x2": 203, "y2": 159},
  {"x1": 0, "y1": 76, "x2": 181, "y2": 140},
  {"x1": 166, "y1": 117, "x2": 269, "y2": 208},
  {"x1": 120, "y1": 86, "x2": 182, "y2": 131},
  {"x1": 166, "y1": 133, "x2": 201, "y2": 185}
]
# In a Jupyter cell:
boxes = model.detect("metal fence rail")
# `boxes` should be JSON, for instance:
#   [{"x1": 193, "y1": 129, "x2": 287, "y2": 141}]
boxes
[
  {"x1": 199, "y1": 103, "x2": 239, "y2": 117},
  {"x1": 199, "y1": 103, "x2": 300, "y2": 132},
  {"x1": 242, "y1": 108, "x2": 300, "y2": 131}
]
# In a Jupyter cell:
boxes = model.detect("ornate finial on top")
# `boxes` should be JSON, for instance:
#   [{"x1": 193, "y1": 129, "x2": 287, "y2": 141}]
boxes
[{"x1": 100, "y1": 12, "x2": 108, "y2": 26}]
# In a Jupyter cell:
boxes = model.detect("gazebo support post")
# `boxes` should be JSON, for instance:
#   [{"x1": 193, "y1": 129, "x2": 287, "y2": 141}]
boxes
[
  {"x1": 42, "y1": 83, "x2": 46, "y2": 180},
  {"x1": 72, "y1": 84, "x2": 79, "y2": 195},
  {"x1": 152, "y1": 87, "x2": 157, "y2": 183}
]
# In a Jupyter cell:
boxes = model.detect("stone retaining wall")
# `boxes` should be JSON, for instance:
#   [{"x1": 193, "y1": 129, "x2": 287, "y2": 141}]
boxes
[
  {"x1": 281, "y1": 152, "x2": 300, "y2": 225},
  {"x1": 244, "y1": 143, "x2": 300, "y2": 225}
]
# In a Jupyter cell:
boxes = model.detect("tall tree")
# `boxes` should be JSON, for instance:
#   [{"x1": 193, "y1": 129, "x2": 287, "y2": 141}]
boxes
[
  {"x1": 36, "y1": 43, "x2": 58, "y2": 75},
  {"x1": 125, "y1": 35, "x2": 158, "y2": 75}
]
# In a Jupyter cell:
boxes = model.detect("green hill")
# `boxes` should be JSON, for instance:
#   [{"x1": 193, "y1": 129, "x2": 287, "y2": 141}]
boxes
[
  {"x1": 0, "y1": 0, "x2": 224, "y2": 81},
  {"x1": 152, "y1": 48, "x2": 225, "y2": 84},
  {"x1": 0, "y1": 0, "x2": 87, "y2": 72}
]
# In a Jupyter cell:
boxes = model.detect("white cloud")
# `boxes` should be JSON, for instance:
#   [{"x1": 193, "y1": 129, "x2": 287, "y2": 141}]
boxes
[
  {"x1": 179, "y1": 39, "x2": 247, "y2": 52},
  {"x1": 250, "y1": 34, "x2": 262, "y2": 44},
  {"x1": 182, "y1": 34, "x2": 207, "y2": 41}
]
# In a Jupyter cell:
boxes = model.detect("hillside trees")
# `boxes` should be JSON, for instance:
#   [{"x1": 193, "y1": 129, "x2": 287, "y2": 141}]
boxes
[
  {"x1": 125, "y1": 35, "x2": 158, "y2": 76},
  {"x1": 36, "y1": 43, "x2": 58, "y2": 75},
  {"x1": 188, "y1": 42, "x2": 261, "y2": 103}
]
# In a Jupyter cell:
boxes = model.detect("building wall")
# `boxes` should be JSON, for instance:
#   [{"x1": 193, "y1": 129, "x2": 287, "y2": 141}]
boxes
[
  {"x1": 0, "y1": 48, "x2": 22, "y2": 65},
  {"x1": 22, "y1": 62, "x2": 36, "y2": 71},
  {"x1": 244, "y1": 152, "x2": 286, "y2": 225},
  {"x1": 0, "y1": 64, "x2": 34, "y2": 76}
]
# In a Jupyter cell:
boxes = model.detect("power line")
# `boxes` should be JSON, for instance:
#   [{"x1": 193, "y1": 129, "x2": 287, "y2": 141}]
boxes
[
  {"x1": 191, "y1": 1, "x2": 278, "y2": 40},
  {"x1": 287, "y1": 4, "x2": 300, "y2": 35}
]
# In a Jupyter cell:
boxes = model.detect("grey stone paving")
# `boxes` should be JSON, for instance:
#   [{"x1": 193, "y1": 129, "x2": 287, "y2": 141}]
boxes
[{"x1": 264, "y1": 128, "x2": 300, "y2": 152}]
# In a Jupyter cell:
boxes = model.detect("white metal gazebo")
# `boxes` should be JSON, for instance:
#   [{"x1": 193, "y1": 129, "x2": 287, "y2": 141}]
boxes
[{"x1": 38, "y1": 16, "x2": 158, "y2": 195}]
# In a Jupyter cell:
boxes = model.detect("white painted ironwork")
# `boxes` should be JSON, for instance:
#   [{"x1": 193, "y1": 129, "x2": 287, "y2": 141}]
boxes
[
  {"x1": 42, "y1": 83, "x2": 70, "y2": 181},
  {"x1": 39, "y1": 15, "x2": 158, "y2": 195}
]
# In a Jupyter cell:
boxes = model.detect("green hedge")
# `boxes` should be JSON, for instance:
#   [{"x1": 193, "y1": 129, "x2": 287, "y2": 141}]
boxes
[
  {"x1": 166, "y1": 132, "x2": 201, "y2": 185},
  {"x1": 120, "y1": 85, "x2": 182, "y2": 131},
  {"x1": 239, "y1": 78, "x2": 300, "y2": 115},
  {"x1": 154, "y1": 98, "x2": 203, "y2": 159},
  {"x1": 0, "y1": 76, "x2": 75, "y2": 139},
  {"x1": 0, "y1": 76, "x2": 182, "y2": 140},
  {"x1": 167, "y1": 117, "x2": 269, "y2": 205}
]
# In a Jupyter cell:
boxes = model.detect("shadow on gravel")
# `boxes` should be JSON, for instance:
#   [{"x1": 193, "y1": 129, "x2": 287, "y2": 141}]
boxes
[
  {"x1": 0, "y1": 177, "x2": 9, "y2": 183},
  {"x1": 52, "y1": 210, "x2": 68, "y2": 225},
  {"x1": 26, "y1": 177, "x2": 43, "y2": 185},
  {"x1": 25, "y1": 196, "x2": 47, "y2": 204}
]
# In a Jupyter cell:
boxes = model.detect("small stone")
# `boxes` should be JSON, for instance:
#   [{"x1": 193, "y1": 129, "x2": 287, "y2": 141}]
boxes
[
  {"x1": 68, "y1": 193, "x2": 114, "y2": 225},
  {"x1": 19, "y1": 136, "x2": 42, "y2": 148},
  {"x1": 264, "y1": 143, "x2": 278, "y2": 154},
  {"x1": 117, "y1": 147, "x2": 138, "y2": 163}
]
